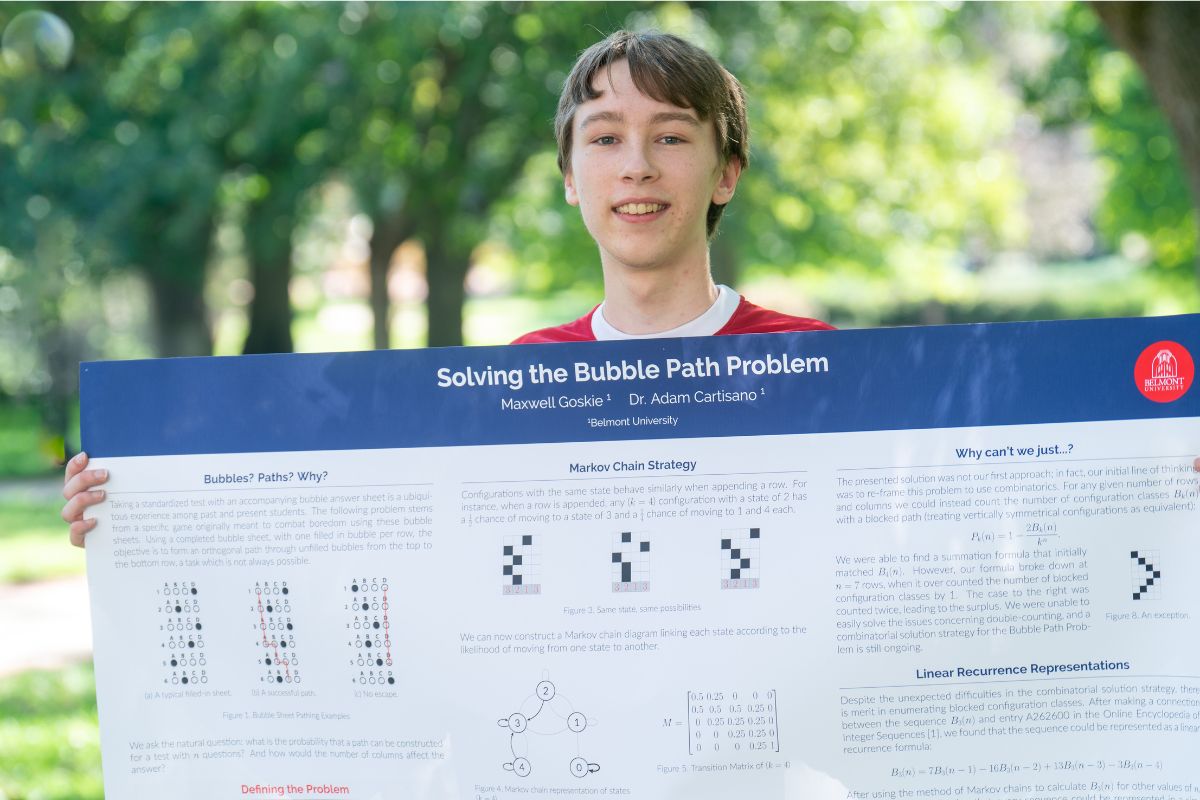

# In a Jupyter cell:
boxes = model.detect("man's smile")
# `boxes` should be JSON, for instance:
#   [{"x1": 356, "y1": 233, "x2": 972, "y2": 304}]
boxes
[{"x1": 613, "y1": 200, "x2": 670, "y2": 220}]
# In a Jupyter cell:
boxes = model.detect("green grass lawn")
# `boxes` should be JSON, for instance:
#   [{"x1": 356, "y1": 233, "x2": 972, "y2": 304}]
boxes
[
  {"x1": 0, "y1": 664, "x2": 103, "y2": 800},
  {"x1": 0, "y1": 501, "x2": 83, "y2": 584}
]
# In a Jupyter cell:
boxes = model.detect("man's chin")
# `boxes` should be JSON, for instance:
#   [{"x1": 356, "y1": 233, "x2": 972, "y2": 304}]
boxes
[{"x1": 603, "y1": 254, "x2": 672, "y2": 273}]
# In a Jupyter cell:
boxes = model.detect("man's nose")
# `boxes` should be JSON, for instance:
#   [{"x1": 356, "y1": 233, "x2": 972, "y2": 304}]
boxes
[{"x1": 619, "y1": 143, "x2": 658, "y2": 183}]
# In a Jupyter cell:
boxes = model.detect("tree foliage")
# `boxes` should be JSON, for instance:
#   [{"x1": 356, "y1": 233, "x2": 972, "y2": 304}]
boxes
[
  {"x1": 0, "y1": 1, "x2": 1195, "y2": 429},
  {"x1": 1008, "y1": 2, "x2": 1196, "y2": 282}
]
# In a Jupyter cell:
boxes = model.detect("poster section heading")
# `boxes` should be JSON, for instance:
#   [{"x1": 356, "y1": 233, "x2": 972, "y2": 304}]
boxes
[{"x1": 81, "y1": 315, "x2": 1198, "y2": 458}]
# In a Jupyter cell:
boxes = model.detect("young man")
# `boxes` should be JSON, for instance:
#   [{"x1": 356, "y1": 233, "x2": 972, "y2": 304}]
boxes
[
  {"x1": 60, "y1": 30, "x2": 1199, "y2": 543},
  {"x1": 513, "y1": 30, "x2": 833, "y2": 343}
]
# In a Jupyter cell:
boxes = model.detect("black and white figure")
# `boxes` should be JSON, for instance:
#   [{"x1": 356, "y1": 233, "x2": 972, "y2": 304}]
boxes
[
  {"x1": 611, "y1": 531, "x2": 650, "y2": 593},
  {"x1": 1131, "y1": 550, "x2": 1162, "y2": 600},
  {"x1": 252, "y1": 580, "x2": 300, "y2": 685},
  {"x1": 345, "y1": 576, "x2": 394, "y2": 687},
  {"x1": 160, "y1": 579, "x2": 207, "y2": 687},
  {"x1": 721, "y1": 528, "x2": 761, "y2": 589},
  {"x1": 503, "y1": 535, "x2": 541, "y2": 595}
]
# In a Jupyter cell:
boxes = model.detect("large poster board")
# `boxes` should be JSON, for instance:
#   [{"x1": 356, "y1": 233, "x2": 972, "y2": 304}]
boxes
[{"x1": 81, "y1": 316, "x2": 1199, "y2": 800}]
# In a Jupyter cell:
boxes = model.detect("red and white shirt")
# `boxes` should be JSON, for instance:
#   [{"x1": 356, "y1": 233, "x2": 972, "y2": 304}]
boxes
[{"x1": 513, "y1": 285, "x2": 833, "y2": 344}]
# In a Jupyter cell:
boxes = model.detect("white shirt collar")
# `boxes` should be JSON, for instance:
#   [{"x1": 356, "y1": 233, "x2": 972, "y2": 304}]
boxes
[{"x1": 592, "y1": 284, "x2": 739, "y2": 341}]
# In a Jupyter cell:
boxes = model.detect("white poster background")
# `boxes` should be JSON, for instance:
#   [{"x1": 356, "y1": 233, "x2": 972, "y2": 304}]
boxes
[{"x1": 85, "y1": 416, "x2": 1199, "y2": 800}]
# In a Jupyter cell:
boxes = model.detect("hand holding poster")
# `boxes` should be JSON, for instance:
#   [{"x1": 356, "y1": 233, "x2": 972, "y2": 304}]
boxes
[{"x1": 80, "y1": 316, "x2": 1198, "y2": 800}]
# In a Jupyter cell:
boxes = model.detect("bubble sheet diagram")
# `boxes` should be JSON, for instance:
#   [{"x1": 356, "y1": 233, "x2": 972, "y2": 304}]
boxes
[
  {"x1": 253, "y1": 580, "x2": 300, "y2": 685},
  {"x1": 160, "y1": 580, "x2": 207, "y2": 686},
  {"x1": 497, "y1": 675, "x2": 600, "y2": 779},
  {"x1": 346, "y1": 576, "x2": 394, "y2": 686}
]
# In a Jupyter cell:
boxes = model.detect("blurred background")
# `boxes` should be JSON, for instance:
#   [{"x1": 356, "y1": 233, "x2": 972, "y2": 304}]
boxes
[{"x1": 0, "y1": 2, "x2": 1196, "y2": 797}]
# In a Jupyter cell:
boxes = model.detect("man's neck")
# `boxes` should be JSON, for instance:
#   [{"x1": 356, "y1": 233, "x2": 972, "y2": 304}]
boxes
[{"x1": 598, "y1": 255, "x2": 719, "y2": 335}]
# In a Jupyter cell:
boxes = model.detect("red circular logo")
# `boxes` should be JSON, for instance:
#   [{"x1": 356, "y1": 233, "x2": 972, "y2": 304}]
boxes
[{"x1": 1134, "y1": 340, "x2": 1193, "y2": 403}]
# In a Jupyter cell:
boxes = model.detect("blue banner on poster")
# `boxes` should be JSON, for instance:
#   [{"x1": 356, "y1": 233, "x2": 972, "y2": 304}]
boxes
[{"x1": 81, "y1": 315, "x2": 1199, "y2": 457}]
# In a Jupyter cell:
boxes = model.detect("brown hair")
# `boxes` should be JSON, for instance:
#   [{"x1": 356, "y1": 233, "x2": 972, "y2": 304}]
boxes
[{"x1": 555, "y1": 30, "x2": 749, "y2": 238}]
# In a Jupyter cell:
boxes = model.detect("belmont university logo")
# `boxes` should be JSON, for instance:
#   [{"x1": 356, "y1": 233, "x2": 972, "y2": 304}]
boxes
[{"x1": 1134, "y1": 340, "x2": 1193, "y2": 403}]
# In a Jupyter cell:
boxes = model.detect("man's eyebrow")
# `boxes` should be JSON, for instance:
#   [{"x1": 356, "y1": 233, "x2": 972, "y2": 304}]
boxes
[
  {"x1": 651, "y1": 111, "x2": 701, "y2": 127},
  {"x1": 579, "y1": 111, "x2": 624, "y2": 129},
  {"x1": 578, "y1": 110, "x2": 702, "y2": 129}
]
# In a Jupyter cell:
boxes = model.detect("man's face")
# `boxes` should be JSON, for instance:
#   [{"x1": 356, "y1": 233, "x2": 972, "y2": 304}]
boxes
[{"x1": 565, "y1": 59, "x2": 741, "y2": 275}]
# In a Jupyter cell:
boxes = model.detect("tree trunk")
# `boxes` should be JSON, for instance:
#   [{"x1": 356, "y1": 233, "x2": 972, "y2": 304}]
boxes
[
  {"x1": 1093, "y1": 2, "x2": 1200, "y2": 279},
  {"x1": 40, "y1": 324, "x2": 74, "y2": 462},
  {"x1": 424, "y1": 227, "x2": 471, "y2": 348},
  {"x1": 146, "y1": 269, "x2": 213, "y2": 357},
  {"x1": 242, "y1": 199, "x2": 295, "y2": 355},
  {"x1": 368, "y1": 216, "x2": 411, "y2": 350}
]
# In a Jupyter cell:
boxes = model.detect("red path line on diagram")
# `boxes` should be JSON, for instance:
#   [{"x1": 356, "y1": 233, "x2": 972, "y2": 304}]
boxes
[
  {"x1": 383, "y1": 589, "x2": 392, "y2": 664},
  {"x1": 257, "y1": 589, "x2": 290, "y2": 679}
]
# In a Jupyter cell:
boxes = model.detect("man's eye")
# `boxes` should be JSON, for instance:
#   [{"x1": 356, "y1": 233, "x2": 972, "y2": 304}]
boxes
[
  {"x1": 594, "y1": 135, "x2": 617, "y2": 145},
  {"x1": 660, "y1": 135, "x2": 684, "y2": 145}
]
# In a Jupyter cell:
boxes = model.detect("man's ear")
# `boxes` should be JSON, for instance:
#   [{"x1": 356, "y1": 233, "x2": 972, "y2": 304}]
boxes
[
  {"x1": 564, "y1": 169, "x2": 580, "y2": 207},
  {"x1": 711, "y1": 156, "x2": 743, "y2": 205}
]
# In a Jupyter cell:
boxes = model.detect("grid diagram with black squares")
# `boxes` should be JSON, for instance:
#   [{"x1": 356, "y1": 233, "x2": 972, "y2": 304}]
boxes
[
  {"x1": 611, "y1": 531, "x2": 650, "y2": 593},
  {"x1": 720, "y1": 528, "x2": 761, "y2": 590},
  {"x1": 503, "y1": 535, "x2": 541, "y2": 595},
  {"x1": 1131, "y1": 550, "x2": 1161, "y2": 600}
]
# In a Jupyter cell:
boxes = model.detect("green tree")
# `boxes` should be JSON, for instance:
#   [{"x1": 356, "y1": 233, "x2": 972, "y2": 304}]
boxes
[
  {"x1": 62, "y1": 2, "x2": 224, "y2": 357},
  {"x1": 341, "y1": 3, "x2": 607, "y2": 347},
  {"x1": 1093, "y1": 2, "x2": 1200, "y2": 281},
  {"x1": 0, "y1": 3, "x2": 166, "y2": 455},
  {"x1": 969, "y1": 2, "x2": 1196, "y2": 288},
  {"x1": 89, "y1": 2, "x2": 357, "y2": 355},
  {"x1": 220, "y1": 4, "x2": 357, "y2": 354}
]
